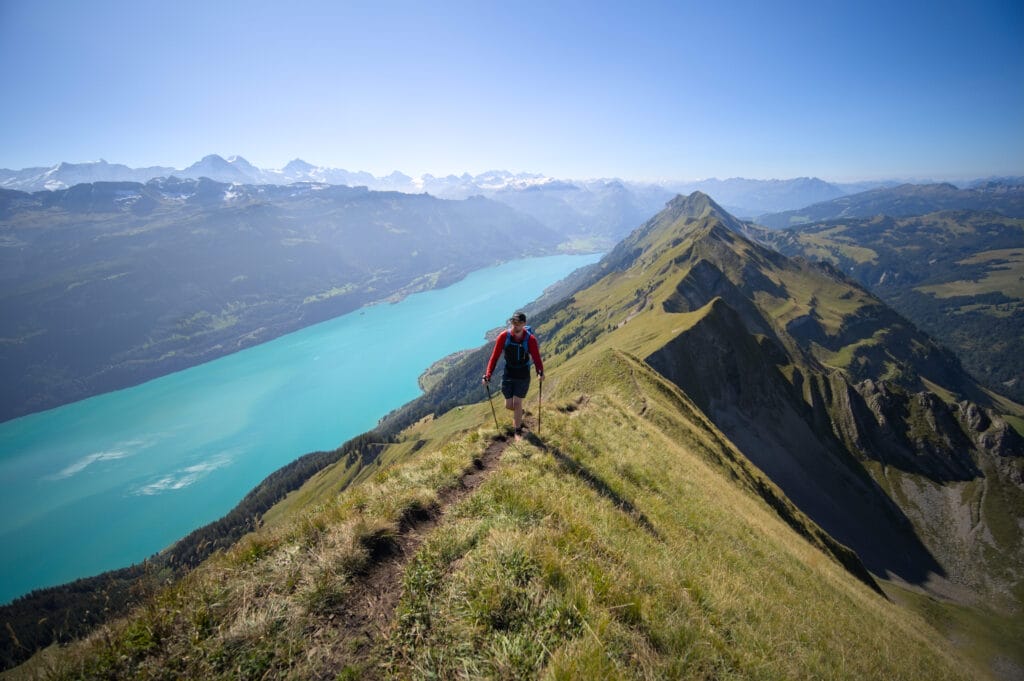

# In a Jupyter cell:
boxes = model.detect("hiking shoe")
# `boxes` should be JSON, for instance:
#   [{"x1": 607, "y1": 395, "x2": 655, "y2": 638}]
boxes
[{"x1": 514, "y1": 426, "x2": 524, "y2": 441}]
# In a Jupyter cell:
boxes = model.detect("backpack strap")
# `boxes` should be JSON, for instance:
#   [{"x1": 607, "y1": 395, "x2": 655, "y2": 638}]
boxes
[{"x1": 501, "y1": 327, "x2": 533, "y2": 367}]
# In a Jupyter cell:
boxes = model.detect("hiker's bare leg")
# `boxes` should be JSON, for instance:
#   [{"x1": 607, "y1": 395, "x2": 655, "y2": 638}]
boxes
[
  {"x1": 505, "y1": 397, "x2": 514, "y2": 411},
  {"x1": 512, "y1": 397, "x2": 524, "y2": 429}
]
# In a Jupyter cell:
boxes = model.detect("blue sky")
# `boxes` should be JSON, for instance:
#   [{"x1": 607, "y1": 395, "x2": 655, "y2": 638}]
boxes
[{"x1": 1, "y1": 0, "x2": 1021, "y2": 181}]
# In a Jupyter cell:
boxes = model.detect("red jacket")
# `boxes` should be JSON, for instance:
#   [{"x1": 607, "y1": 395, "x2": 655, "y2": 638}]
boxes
[{"x1": 485, "y1": 329, "x2": 544, "y2": 379}]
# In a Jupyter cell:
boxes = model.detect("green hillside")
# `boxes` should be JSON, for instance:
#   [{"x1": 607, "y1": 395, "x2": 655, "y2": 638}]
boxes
[
  {"x1": 6, "y1": 192, "x2": 1022, "y2": 679},
  {"x1": 8, "y1": 347, "x2": 981, "y2": 680},
  {"x1": 760, "y1": 210, "x2": 1024, "y2": 403}
]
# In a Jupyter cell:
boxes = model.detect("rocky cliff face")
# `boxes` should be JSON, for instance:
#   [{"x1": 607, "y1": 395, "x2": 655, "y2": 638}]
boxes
[{"x1": 836, "y1": 379, "x2": 1024, "y2": 597}]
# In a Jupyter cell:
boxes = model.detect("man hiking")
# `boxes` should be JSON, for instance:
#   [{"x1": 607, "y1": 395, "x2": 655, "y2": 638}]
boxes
[{"x1": 483, "y1": 311, "x2": 544, "y2": 440}]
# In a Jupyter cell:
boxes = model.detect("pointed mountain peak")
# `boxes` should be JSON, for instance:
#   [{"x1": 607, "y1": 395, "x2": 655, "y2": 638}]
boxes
[
  {"x1": 180, "y1": 154, "x2": 259, "y2": 183},
  {"x1": 664, "y1": 191, "x2": 733, "y2": 222},
  {"x1": 186, "y1": 154, "x2": 231, "y2": 171},
  {"x1": 226, "y1": 155, "x2": 257, "y2": 170},
  {"x1": 651, "y1": 191, "x2": 751, "y2": 241},
  {"x1": 284, "y1": 158, "x2": 315, "y2": 173}
]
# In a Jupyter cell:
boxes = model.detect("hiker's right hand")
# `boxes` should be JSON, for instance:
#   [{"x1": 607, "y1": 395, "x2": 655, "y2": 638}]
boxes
[{"x1": 482, "y1": 375, "x2": 490, "y2": 384}]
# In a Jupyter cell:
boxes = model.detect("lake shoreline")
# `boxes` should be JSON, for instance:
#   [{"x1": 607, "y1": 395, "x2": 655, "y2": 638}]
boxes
[
  {"x1": 0, "y1": 252, "x2": 604, "y2": 671},
  {"x1": 0, "y1": 252, "x2": 603, "y2": 608}
]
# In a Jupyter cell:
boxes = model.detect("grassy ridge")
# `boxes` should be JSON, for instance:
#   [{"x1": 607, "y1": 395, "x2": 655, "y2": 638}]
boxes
[
  {"x1": 10, "y1": 349, "x2": 980, "y2": 679},
  {"x1": 391, "y1": 354, "x2": 969, "y2": 678},
  {"x1": 8, "y1": 194, "x2": 1017, "y2": 678}
]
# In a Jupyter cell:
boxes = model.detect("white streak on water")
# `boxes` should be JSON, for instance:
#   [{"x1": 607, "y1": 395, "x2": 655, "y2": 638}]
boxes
[
  {"x1": 45, "y1": 436, "x2": 164, "y2": 481},
  {"x1": 50, "y1": 450, "x2": 132, "y2": 479},
  {"x1": 131, "y1": 454, "x2": 233, "y2": 496}
]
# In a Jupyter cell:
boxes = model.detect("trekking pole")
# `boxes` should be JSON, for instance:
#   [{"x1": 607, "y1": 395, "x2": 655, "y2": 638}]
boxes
[
  {"x1": 484, "y1": 381, "x2": 502, "y2": 433},
  {"x1": 537, "y1": 378, "x2": 542, "y2": 437}
]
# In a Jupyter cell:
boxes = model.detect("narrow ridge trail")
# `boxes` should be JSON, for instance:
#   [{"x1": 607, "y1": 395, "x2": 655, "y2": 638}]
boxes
[{"x1": 319, "y1": 422, "x2": 530, "y2": 678}]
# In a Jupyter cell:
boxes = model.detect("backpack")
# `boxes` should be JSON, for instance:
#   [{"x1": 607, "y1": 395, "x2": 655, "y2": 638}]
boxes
[{"x1": 502, "y1": 326, "x2": 536, "y2": 369}]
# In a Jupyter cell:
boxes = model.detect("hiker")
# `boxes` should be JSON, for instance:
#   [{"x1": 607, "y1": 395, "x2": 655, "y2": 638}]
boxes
[{"x1": 483, "y1": 311, "x2": 544, "y2": 439}]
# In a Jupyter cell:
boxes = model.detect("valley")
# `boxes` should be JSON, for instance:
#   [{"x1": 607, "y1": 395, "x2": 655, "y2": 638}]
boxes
[
  {"x1": 759, "y1": 210, "x2": 1024, "y2": 403},
  {"x1": 3, "y1": 183, "x2": 1023, "y2": 679},
  {"x1": 0, "y1": 179, "x2": 564, "y2": 422},
  {"x1": 5, "y1": 2, "x2": 1021, "y2": 676}
]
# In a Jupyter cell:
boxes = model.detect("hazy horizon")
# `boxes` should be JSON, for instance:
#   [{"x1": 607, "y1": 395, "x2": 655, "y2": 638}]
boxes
[
  {"x1": 4, "y1": 153, "x2": 1019, "y2": 187},
  {"x1": 1, "y1": 1, "x2": 1021, "y2": 183}
]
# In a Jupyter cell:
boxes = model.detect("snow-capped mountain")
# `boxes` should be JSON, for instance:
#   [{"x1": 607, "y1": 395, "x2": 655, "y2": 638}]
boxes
[
  {"x1": 0, "y1": 155, "x2": 938, "y2": 218},
  {"x1": 179, "y1": 154, "x2": 262, "y2": 184},
  {"x1": 0, "y1": 156, "x2": 563, "y2": 197},
  {"x1": 0, "y1": 159, "x2": 176, "y2": 192}
]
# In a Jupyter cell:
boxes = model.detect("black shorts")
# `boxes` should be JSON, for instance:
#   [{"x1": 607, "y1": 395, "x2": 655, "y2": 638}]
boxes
[{"x1": 501, "y1": 375, "x2": 530, "y2": 399}]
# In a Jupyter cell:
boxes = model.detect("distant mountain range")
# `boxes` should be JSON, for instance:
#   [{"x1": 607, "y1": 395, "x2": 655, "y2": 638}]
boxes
[
  {"x1": 4, "y1": 165, "x2": 1022, "y2": 423},
  {"x1": 8, "y1": 154, "x2": 1013, "y2": 222},
  {"x1": 0, "y1": 155, "x2": 587, "y2": 197},
  {"x1": 4, "y1": 189, "x2": 1023, "y2": 677},
  {"x1": 0, "y1": 178, "x2": 560, "y2": 422},
  {"x1": 757, "y1": 181, "x2": 1024, "y2": 228}
]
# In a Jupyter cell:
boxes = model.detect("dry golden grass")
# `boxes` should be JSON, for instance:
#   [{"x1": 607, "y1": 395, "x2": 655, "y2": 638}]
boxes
[
  {"x1": 384, "y1": 351, "x2": 979, "y2": 679},
  {"x1": 8, "y1": 349, "x2": 983, "y2": 680},
  {"x1": 8, "y1": 211, "x2": 1006, "y2": 680}
]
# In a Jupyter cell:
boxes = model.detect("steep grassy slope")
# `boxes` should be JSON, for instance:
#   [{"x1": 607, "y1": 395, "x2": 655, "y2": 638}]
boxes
[
  {"x1": 760, "y1": 210, "x2": 1024, "y2": 402},
  {"x1": 405, "y1": 191, "x2": 1024, "y2": 614},
  {"x1": 520, "y1": 193, "x2": 1024, "y2": 675},
  {"x1": 7, "y1": 349, "x2": 980, "y2": 680},
  {"x1": 7, "y1": 191, "x2": 1021, "y2": 679},
  {"x1": 535, "y1": 194, "x2": 1024, "y2": 589}
]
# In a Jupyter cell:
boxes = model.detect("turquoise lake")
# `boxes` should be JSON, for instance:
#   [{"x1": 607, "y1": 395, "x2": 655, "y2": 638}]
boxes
[{"x1": 0, "y1": 253, "x2": 601, "y2": 604}]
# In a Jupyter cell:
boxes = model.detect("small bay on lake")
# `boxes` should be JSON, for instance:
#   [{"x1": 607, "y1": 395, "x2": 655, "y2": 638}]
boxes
[{"x1": 0, "y1": 252, "x2": 601, "y2": 604}]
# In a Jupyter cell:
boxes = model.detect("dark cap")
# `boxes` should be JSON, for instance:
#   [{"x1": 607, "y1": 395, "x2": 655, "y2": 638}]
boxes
[{"x1": 509, "y1": 311, "x2": 527, "y2": 324}]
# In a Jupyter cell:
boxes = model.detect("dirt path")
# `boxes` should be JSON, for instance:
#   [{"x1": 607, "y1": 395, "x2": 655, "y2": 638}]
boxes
[{"x1": 318, "y1": 433, "x2": 514, "y2": 678}]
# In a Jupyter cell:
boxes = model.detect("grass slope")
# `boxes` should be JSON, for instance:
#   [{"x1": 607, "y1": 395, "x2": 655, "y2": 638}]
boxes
[
  {"x1": 7, "y1": 347, "x2": 981, "y2": 680},
  {"x1": 8, "y1": 193, "x2": 1018, "y2": 679},
  {"x1": 762, "y1": 211, "x2": 1024, "y2": 402}
]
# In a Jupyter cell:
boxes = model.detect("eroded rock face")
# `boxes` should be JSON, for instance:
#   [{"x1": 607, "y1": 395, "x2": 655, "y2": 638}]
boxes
[
  {"x1": 958, "y1": 401, "x2": 991, "y2": 433},
  {"x1": 840, "y1": 378, "x2": 1024, "y2": 482},
  {"x1": 824, "y1": 378, "x2": 1024, "y2": 596},
  {"x1": 962, "y1": 404, "x2": 1024, "y2": 459},
  {"x1": 857, "y1": 379, "x2": 903, "y2": 437}
]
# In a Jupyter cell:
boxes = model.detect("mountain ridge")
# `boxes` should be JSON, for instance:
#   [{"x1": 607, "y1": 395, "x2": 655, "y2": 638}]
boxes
[
  {"x1": 759, "y1": 209, "x2": 1024, "y2": 402},
  {"x1": 757, "y1": 181, "x2": 1024, "y2": 228},
  {"x1": 4, "y1": 341, "x2": 983, "y2": 679},
  {"x1": 383, "y1": 190, "x2": 1024, "y2": 605},
  {"x1": 3, "y1": 192, "x2": 1022, "y2": 678},
  {"x1": 0, "y1": 178, "x2": 562, "y2": 423},
  {"x1": 0, "y1": 156, "x2": 974, "y2": 216}
]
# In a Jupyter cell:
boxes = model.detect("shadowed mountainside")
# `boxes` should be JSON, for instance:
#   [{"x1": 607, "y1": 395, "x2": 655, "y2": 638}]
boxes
[
  {"x1": 3, "y1": 192, "x2": 1022, "y2": 679},
  {"x1": 0, "y1": 179, "x2": 562, "y2": 422},
  {"x1": 539, "y1": 193, "x2": 1023, "y2": 602}
]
